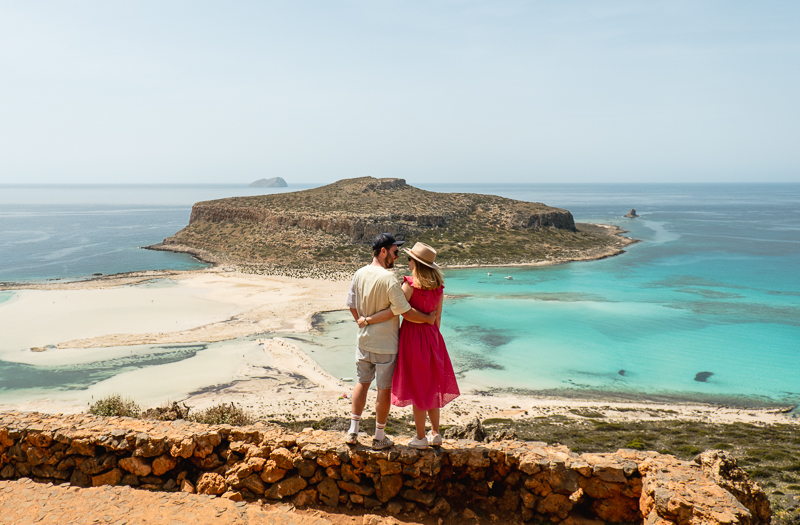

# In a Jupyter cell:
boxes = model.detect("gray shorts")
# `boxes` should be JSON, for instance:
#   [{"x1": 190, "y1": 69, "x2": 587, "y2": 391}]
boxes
[{"x1": 355, "y1": 348, "x2": 397, "y2": 390}]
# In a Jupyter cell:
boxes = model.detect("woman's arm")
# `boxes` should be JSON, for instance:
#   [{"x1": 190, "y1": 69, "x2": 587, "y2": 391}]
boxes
[
  {"x1": 357, "y1": 306, "x2": 394, "y2": 328},
  {"x1": 434, "y1": 294, "x2": 444, "y2": 329}
]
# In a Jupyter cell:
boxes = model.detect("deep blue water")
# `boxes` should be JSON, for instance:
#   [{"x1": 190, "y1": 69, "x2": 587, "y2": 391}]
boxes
[
  {"x1": 1, "y1": 183, "x2": 798, "y2": 406},
  {"x1": 0, "y1": 184, "x2": 311, "y2": 283}
]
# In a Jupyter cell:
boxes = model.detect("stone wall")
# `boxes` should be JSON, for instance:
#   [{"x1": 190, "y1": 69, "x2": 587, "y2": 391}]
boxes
[{"x1": 0, "y1": 413, "x2": 769, "y2": 525}]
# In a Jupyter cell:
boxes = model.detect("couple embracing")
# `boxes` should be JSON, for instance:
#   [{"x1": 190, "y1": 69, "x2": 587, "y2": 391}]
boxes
[{"x1": 344, "y1": 233, "x2": 460, "y2": 450}]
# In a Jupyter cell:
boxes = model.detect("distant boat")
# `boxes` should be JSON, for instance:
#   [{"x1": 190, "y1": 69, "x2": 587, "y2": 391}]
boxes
[
  {"x1": 487, "y1": 272, "x2": 491, "y2": 276},
  {"x1": 505, "y1": 276, "x2": 514, "y2": 280}
]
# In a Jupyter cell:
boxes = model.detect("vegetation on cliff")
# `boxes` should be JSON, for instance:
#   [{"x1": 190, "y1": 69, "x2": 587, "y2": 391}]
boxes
[{"x1": 150, "y1": 177, "x2": 634, "y2": 276}]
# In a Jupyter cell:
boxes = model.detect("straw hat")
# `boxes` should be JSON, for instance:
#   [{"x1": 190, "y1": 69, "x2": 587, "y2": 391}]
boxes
[{"x1": 403, "y1": 242, "x2": 440, "y2": 269}]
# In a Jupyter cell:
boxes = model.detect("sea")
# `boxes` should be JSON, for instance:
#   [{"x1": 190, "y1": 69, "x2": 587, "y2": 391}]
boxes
[{"x1": 1, "y1": 183, "x2": 799, "y2": 409}]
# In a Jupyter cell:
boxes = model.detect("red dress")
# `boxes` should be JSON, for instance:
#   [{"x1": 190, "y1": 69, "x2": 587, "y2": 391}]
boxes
[{"x1": 391, "y1": 276, "x2": 460, "y2": 410}]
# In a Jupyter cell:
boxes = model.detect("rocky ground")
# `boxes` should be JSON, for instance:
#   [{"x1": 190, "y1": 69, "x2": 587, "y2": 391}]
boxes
[{"x1": 0, "y1": 411, "x2": 783, "y2": 525}]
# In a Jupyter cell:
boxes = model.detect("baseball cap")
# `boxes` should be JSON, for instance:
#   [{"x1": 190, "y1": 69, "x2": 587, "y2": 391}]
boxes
[{"x1": 372, "y1": 232, "x2": 405, "y2": 250}]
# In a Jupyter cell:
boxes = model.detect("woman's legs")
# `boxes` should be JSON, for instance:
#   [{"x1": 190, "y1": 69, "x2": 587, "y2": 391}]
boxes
[
  {"x1": 412, "y1": 406, "x2": 428, "y2": 439},
  {"x1": 427, "y1": 408, "x2": 440, "y2": 436}
]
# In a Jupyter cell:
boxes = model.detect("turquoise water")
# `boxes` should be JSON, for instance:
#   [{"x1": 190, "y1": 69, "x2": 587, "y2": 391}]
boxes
[
  {"x1": 431, "y1": 184, "x2": 800, "y2": 405},
  {"x1": 1, "y1": 183, "x2": 798, "y2": 407},
  {"x1": 302, "y1": 184, "x2": 800, "y2": 406}
]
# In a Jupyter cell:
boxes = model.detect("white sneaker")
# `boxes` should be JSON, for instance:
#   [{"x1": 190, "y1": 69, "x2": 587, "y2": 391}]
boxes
[
  {"x1": 372, "y1": 436, "x2": 394, "y2": 450},
  {"x1": 427, "y1": 431, "x2": 443, "y2": 446},
  {"x1": 409, "y1": 436, "x2": 428, "y2": 449}
]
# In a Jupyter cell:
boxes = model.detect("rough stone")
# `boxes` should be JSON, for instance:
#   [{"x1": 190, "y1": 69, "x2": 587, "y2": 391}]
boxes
[
  {"x1": 151, "y1": 454, "x2": 179, "y2": 476},
  {"x1": 270, "y1": 447, "x2": 294, "y2": 470},
  {"x1": 260, "y1": 460, "x2": 288, "y2": 483},
  {"x1": 318, "y1": 477, "x2": 340, "y2": 507},
  {"x1": 92, "y1": 467, "x2": 123, "y2": 487},
  {"x1": 0, "y1": 412, "x2": 771, "y2": 525},
  {"x1": 266, "y1": 475, "x2": 308, "y2": 499},
  {"x1": 196, "y1": 472, "x2": 227, "y2": 495},
  {"x1": 119, "y1": 456, "x2": 152, "y2": 477}
]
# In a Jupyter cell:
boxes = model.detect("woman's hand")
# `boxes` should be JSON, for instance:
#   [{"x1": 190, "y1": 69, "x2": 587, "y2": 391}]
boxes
[{"x1": 357, "y1": 316, "x2": 368, "y2": 328}]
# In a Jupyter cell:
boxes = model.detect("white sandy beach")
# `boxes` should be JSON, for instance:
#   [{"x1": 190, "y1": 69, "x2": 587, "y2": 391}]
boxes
[{"x1": 0, "y1": 268, "x2": 796, "y2": 428}]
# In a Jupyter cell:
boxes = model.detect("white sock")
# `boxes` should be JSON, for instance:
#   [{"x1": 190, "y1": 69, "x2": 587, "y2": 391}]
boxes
[
  {"x1": 348, "y1": 414, "x2": 361, "y2": 434},
  {"x1": 375, "y1": 422, "x2": 386, "y2": 441}
]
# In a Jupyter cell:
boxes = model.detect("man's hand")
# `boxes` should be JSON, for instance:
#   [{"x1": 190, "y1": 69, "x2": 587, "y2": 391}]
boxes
[{"x1": 357, "y1": 316, "x2": 368, "y2": 328}]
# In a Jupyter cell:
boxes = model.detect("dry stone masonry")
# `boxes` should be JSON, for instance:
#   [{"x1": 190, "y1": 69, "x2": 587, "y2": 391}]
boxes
[{"x1": 0, "y1": 412, "x2": 769, "y2": 525}]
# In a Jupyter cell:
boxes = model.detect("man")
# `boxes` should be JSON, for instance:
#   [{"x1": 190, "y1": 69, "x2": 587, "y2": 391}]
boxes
[{"x1": 344, "y1": 232, "x2": 434, "y2": 450}]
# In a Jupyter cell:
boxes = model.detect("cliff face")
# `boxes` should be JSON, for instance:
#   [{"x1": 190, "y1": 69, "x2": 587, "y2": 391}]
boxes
[
  {"x1": 151, "y1": 177, "x2": 629, "y2": 273},
  {"x1": 187, "y1": 177, "x2": 575, "y2": 242}
]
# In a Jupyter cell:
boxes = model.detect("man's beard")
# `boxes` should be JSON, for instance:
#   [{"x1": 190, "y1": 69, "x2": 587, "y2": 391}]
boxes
[{"x1": 384, "y1": 256, "x2": 395, "y2": 269}]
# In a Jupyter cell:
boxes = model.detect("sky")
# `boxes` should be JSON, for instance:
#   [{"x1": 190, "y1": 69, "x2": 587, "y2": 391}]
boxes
[{"x1": 1, "y1": 1, "x2": 799, "y2": 185}]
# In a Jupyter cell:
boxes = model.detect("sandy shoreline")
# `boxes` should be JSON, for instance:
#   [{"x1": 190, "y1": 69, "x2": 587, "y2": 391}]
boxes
[{"x1": 1, "y1": 266, "x2": 797, "y2": 430}]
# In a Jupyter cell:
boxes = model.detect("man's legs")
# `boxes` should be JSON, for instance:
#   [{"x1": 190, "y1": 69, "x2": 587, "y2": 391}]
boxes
[
  {"x1": 348, "y1": 381, "x2": 370, "y2": 435},
  {"x1": 349, "y1": 349, "x2": 396, "y2": 449},
  {"x1": 351, "y1": 381, "x2": 370, "y2": 415},
  {"x1": 371, "y1": 353, "x2": 396, "y2": 449},
  {"x1": 374, "y1": 387, "x2": 392, "y2": 441}
]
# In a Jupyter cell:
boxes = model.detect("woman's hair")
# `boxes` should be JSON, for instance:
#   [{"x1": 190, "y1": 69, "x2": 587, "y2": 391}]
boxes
[{"x1": 411, "y1": 260, "x2": 444, "y2": 290}]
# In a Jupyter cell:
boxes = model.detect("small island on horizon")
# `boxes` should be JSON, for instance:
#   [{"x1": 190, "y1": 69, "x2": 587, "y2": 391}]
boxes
[{"x1": 249, "y1": 177, "x2": 288, "y2": 187}]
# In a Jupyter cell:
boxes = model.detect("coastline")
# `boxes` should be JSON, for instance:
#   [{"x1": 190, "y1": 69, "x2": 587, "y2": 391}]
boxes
[{"x1": 0, "y1": 263, "x2": 796, "y2": 429}]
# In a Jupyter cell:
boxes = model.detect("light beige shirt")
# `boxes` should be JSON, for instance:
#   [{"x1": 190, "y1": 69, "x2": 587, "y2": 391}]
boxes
[{"x1": 346, "y1": 264, "x2": 411, "y2": 354}]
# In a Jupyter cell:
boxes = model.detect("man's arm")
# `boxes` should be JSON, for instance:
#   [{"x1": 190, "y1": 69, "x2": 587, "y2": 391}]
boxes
[
  {"x1": 401, "y1": 307, "x2": 435, "y2": 324},
  {"x1": 387, "y1": 279, "x2": 433, "y2": 324},
  {"x1": 359, "y1": 306, "x2": 395, "y2": 328},
  {"x1": 349, "y1": 307, "x2": 360, "y2": 322}
]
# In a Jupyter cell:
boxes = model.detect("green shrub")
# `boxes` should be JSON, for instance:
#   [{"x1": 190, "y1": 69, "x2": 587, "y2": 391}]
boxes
[
  {"x1": 88, "y1": 394, "x2": 141, "y2": 418},
  {"x1": 625, "y1": 438, "x2": 646, "y2": 450},
  {"x1": 189, "y1": 403, "x2": 253, "y2": 426}
]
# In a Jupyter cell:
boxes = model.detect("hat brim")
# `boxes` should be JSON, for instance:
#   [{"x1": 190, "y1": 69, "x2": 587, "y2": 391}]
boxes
[{"x1": 402, "y1": 247, "x2": 440, "y2": 269}]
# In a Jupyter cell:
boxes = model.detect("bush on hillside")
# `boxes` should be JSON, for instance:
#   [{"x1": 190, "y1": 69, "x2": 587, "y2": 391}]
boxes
[
  {"x1": 189, "y1": 402, "x2": 252, "y2": 426},
  {"x1": 88, "y1": 394, "x2": 141, "y2": 418}
]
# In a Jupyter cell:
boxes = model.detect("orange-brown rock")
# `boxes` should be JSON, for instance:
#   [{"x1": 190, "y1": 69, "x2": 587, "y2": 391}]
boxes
[
  {"x1": 92, "y1": 467, "x2": 123, "y2": 487},
  {"x1": 151, "y1": 454, "x2": 178, "y2": 476},
  {"x1": 266, "y1": 475, "x2": 308, "y2": 500},
  {"x1": 119, "y1": 457, "x2": 152, "y2": 477},
  {"x1": 0, "y1": 412, "x2": 770, "y2": 525},
  {"x1": 260, "y1": 459, "x2": 288, "y2": 483},
  {"x1": 196, "y1": 472, "x2": 227, "y2": 495}
]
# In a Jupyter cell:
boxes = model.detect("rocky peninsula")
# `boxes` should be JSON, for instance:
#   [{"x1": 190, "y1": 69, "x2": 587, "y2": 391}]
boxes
[{"x1": 148, "y1": 177, "x2": 635, "y2": 279}]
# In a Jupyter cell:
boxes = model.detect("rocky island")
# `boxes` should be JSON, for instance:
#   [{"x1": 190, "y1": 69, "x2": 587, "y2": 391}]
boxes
[
  {"x1": 149, "y1": 177, "x2": 635, "y2": 278},
  {"x1": 249, "y1": 177, "x2": 288, "y2": 187}
]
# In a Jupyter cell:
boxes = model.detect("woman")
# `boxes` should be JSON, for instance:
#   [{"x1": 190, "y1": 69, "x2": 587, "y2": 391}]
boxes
[{"x1": 357, "y1": 242, "x2": 460, "y2": 449}]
